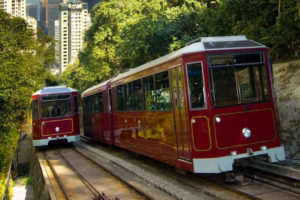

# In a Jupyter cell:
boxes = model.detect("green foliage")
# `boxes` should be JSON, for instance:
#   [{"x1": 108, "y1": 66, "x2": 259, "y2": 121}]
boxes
[
  {"x1": 202, "y1": 0, "x2": 299, "y2": 60},
  {"x1": 0, "y1": 10, "x2": 54, "y2": 194},
  {"x1": 22, "y1": 177, "x2": 34, "y2": 186},
  {"x1": 61, "y1": 0, "x2": 299, "y2": 93}
]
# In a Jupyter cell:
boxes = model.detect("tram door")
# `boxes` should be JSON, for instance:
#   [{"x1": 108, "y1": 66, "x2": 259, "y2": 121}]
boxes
[{"x1": 170, "y1": 66, "x2": 191, "y2": 161}]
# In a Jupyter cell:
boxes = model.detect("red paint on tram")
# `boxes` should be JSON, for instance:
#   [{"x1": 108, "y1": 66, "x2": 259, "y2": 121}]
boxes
[{"x1": 82, "y1": 36, "x2": 285, "y2": 173}]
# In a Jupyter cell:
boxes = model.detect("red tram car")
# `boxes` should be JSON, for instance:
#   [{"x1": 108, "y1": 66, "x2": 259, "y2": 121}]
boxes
[
  {"x1": 31, "y1": 86, "x2": 80, "y2": 146},
  {"x1": 82, "y1": 36, "x2": 285, "y2": 173}
]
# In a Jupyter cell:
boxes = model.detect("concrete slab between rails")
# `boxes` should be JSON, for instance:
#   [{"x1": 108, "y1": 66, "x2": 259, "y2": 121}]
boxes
[
  {"x1": 193, "y1": 146, "x2": 286, "y2": 173},
  {"x1": 29, "y1": 151, "x2": 67, "y2": 200},
  {"x1": 75, "y1": 141, "x2": 212, "y2": 200},
  {"x1": 74, "y1": 144, "x2": 176, "y2": 200},
  {"x1": 35, "y1": 153, "x2": 58, "y2": 200}
]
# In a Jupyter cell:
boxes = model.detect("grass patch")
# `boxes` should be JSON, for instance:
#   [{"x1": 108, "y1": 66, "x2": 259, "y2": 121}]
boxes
[{"x1": 22, "y1": 177, "x2": 33, "y2": 186}]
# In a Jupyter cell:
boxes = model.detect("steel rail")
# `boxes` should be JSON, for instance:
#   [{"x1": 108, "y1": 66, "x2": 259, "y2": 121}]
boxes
[
  {"x1": 43, "y1": 152, "x2": 72, "y2": 200},
  {"x1": 57, "y1": 150, "x2": 107, "y2": 200},
  {"x1": 197, "y1": 174, "x2": 261, "y2": 200},
  {"x1": 279, "y1": 159, "x2": 300, "y2": 168},
  {"x1": 220, "y1": 184, "x2": 261, "y2": 200},
  {"x1": 80, "y1": 139, "x2": 257, "y2": 200},
  {"x1": 240, "y1": 162, "x2": 300, "y2": 194},
  {"x1": 242, "y1": 172, "x2": 300, "y2": 195},
  {"x1": 245, "y1": 159, "x2": 300, "y2": 182},
  {"x1": 73, "y1": 146, "x2": 154, "y2": 200}
]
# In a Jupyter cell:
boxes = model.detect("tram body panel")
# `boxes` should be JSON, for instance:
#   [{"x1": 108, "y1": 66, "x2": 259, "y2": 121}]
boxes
[
  {"x1": 31, "y1": 87, "x2": 80, "y2": 146},
  {"x1": 82, "y1": 36, "x2": 285, "y2": 173}
]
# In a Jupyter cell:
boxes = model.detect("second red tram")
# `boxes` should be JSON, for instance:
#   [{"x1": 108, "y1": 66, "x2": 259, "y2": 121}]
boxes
[
  {"x1": 82, "y1": 36, "x2": 285, "y2": 173},
  {"x1": 31, "y1": 86, "x2": 80, "y2": 146}
]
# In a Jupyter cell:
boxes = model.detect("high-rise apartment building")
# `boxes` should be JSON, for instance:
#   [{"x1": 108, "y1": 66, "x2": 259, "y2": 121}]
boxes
[
  {"x1": 27, "y1": 0, "x2": 40, "y2": 21},
  {"x1": 40, "y1": 0, "x2": 61, "y2": 37},
  {"x1": 0, "y1": 0, "x2": 12, "y2": 14},
  {"x1": 48, "y1": 0, "x2": 60, "y2": 37},
  {"x1": 27, "y1": 3, "x2": 39, "y2": 21},
  {"x1": 58, "y1": 0, "x2": 89, "y2": 73},
  {"x1": 40, "y1": 0, "x2": 48, "y2": 34},
  {"x1": 0, "y1": 0, "x2": 26, "y2": 18}
]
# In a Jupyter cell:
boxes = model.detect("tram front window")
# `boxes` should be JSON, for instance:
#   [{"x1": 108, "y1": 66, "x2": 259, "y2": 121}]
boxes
[
  {"x1": 42, "y1": 95, "x2": 71, "y2": 118},
  {"x1": 209, "y1": 53, "x2": 271, "y2": 107}
]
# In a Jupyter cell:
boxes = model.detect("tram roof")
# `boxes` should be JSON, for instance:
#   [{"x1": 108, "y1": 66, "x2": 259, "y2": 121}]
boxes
[
  {"x1": 82, "y1": 36, "x2": 266, "y2": 95},
  {"x1": 33, "y1": 86, "x2": 77, "y2": 95},
  {"x1": 81, "y1": 79, "x2": 111, "y2": 97},
  {"x1": 111, "y1": 36, "x2": 265, "y2": 82}
]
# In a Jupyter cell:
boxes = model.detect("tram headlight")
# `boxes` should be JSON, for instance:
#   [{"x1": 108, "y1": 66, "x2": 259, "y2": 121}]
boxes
[
  {"x1": 55, "y1": 127, "x2": 60, "y2": 132},
  {"x1": 242, "y1": 127, "x2": 251, "y2": 139}
]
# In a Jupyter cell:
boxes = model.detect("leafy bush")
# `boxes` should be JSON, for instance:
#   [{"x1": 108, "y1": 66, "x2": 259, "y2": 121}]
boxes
[{"x1": 0, "y1": 10, "x2": 54, "y2": 196}]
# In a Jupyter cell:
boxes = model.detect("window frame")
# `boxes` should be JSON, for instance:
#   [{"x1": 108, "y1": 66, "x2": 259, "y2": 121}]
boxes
[
  {"x1": 142, "y1": 75, "x2": 156, "y2": 111},
  {"x1": 32, "y1": 99, "x2": 39, "y2": 119},
  {"x1": 41, "y1": 96, "x2": 72, "y2": 119},
  {"x1": 207, "y1": 52, "x2": 272, "y2": 108},
  {"x1": 154, "y1": 70, "x2": 172, "y2": 111},
  {"x1": 74, "y1": 96, "x2": 78, "y2": 115},
  {"x1": 185, "y1": 61, "x2": 207, "y2": 110},
  {"x1": 113, "y1": 70, "x2": 172, "y2": 112}
]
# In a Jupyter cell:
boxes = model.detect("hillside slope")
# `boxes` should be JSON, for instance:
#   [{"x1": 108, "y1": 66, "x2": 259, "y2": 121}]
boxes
[{"x1": 273, "y1": 60, "x2": 300, "y2": 158}]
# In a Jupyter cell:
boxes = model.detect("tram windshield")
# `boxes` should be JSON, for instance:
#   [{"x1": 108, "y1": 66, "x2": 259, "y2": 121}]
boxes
[
  {"x1": 209, "y1": 53, "x2": 271, "y2": 107},
  {"x1": 41, "y1": 95, "x2": 71, "y2": 118}
]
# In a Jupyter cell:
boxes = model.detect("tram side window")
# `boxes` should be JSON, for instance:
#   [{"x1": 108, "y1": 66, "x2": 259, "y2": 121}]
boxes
[
  {"x1": 83, "y1": 97, "x2": 87, "y2": 113},
  {"x1": 109, "y1": 89, "x2": 112, "y2": 112},
  {"x1": 155, "y1": 71, "x2": 171, "y2": 110},
  {"x1": 98, "y1": 92, "x2": 104, "y2": 113},
  {"x1": 187, "y1": 63, "x2": 206, "y2": 108},
  {"x1": 124, "y1": 83, "x2": 133, "y2": 111},
  {"x1": 32, "y1": 100, "x2": 39, "y2": 119},
  {"x1": 74, "y1": 96, "x2": 78, "y2": 114},
  {"x1": 94, "y1": 93, "x2": 98, "y2": 113},
  {"x1": 86, "y1": 96, "x2": 92, "y2": 114},
  {"x1": 132, "y1": 80, "x2": 143, "y2": 110},
  {"x1": 117, "y1": 85, "x2": 125, "y2": 111},
  {"x1": 142, "y1": 75, "x2": 156, "y2": 111},
  {"x1": 211, "y1": 67, "x2": 238, "y2": 106},
  {"x1": 86, "y1": 96, "x2": 91, "y2": 113}
]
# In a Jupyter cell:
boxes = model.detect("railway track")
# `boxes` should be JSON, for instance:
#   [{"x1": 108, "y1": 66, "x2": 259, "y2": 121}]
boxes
[
  {"x1": 232, "y1": 158, "x2": 300, "y2": 198},
  {"x1": 77, "y1": 139, "x2": 300, "y2": 200},
  {"x1": 77, "y1": 140, "x2": 250, "y2": 200},
  {"x1": 44, "y1": 151, "x2": 106, "y2": 200},
  {"x1": 40, "y1": 148, "x2": 172, "y2": 200},
  {"x1": 204, "y1": 170, "x2": 300, "y2": 200}
]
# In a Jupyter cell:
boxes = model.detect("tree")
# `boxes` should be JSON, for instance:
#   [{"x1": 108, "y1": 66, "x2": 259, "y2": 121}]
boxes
[
  {"x1": 0, "y1": 10, "x2": 55, "y2": 184},
  {"x1": 62, "y1": 0, "x2": 206, "y2": 92},
  {"x1": 61, "y1": 0, "x2": 299, "y2": 93}
]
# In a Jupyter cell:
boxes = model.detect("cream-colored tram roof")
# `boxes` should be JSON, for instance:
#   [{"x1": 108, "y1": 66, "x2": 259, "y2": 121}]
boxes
[
  {"x1": 33, "y1": 86, "x2": 77, "y2": 96},
  {"x1": 111, "y1": 41, "x2": 205, "y2": 82},
  {"x1": 110, "y1": 35, "x2": 265, "y2": 82},
  {"x1": 82, "y1": 36, "x2": 265, "y2": 95},
  {"x1": 81, "y1": 79, "x2": 111, "y2": 97}
]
